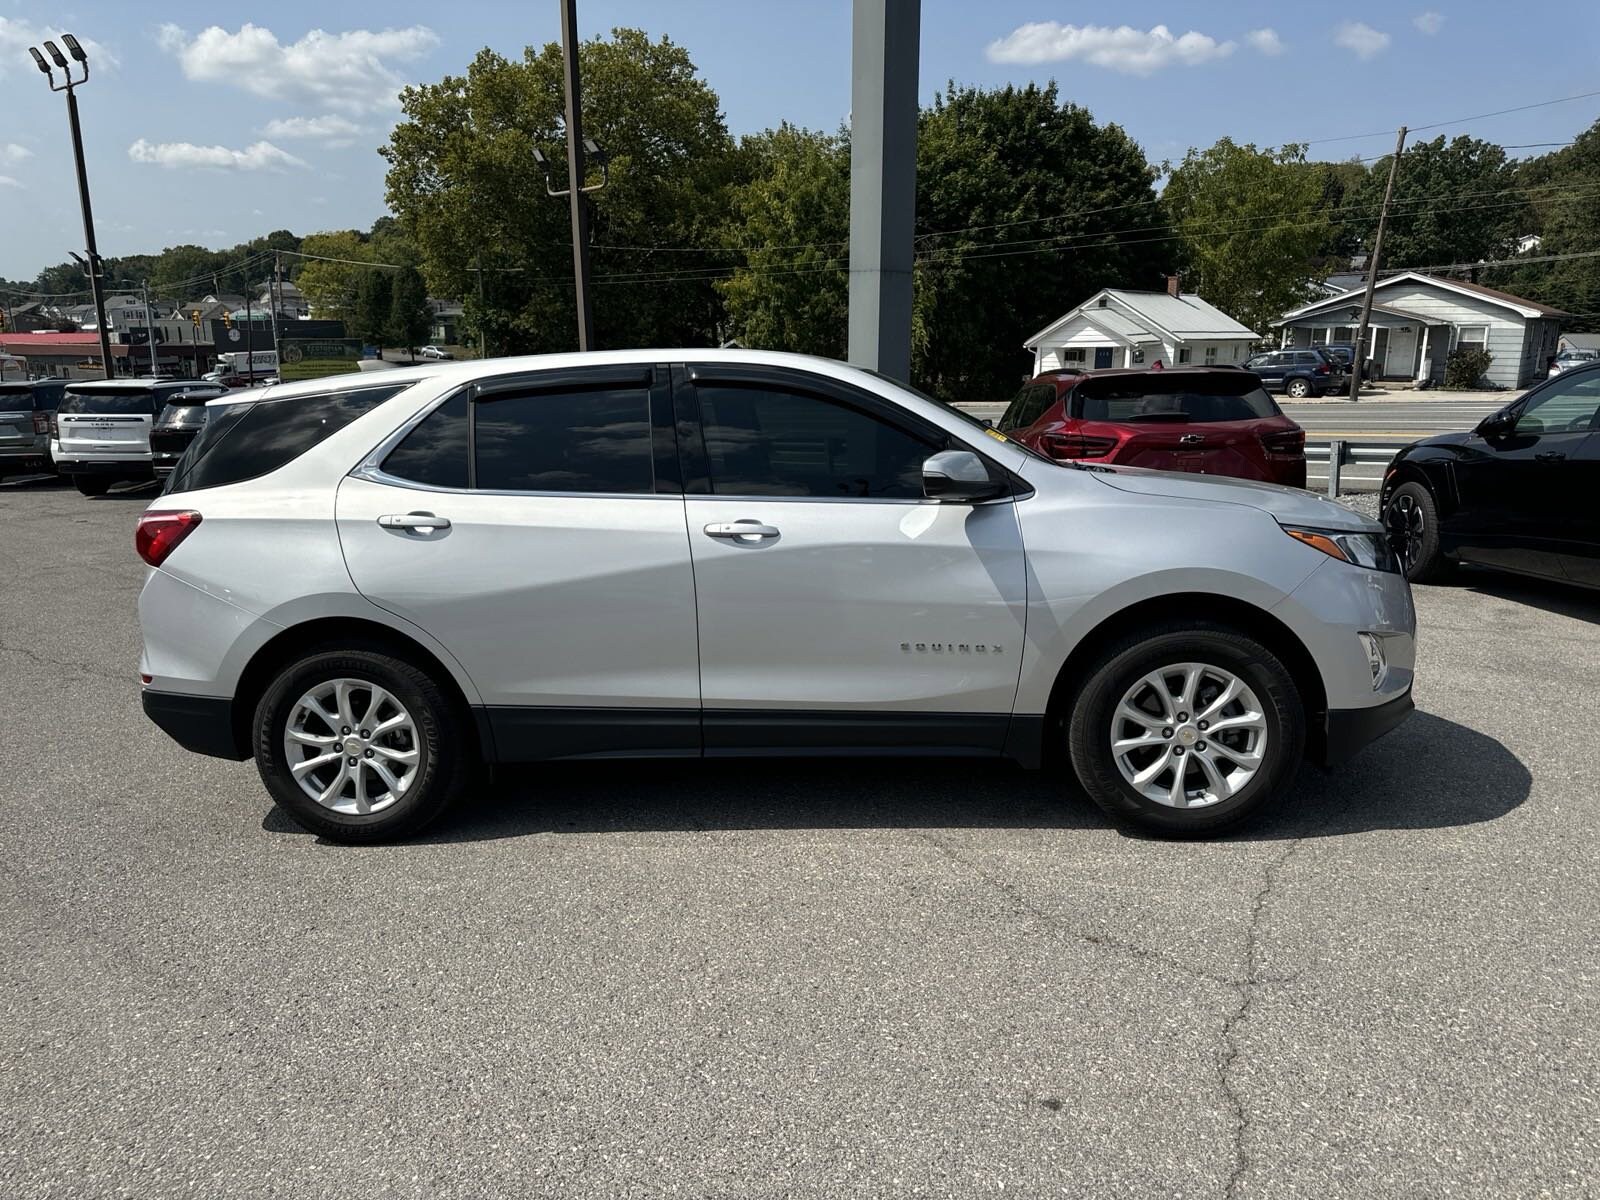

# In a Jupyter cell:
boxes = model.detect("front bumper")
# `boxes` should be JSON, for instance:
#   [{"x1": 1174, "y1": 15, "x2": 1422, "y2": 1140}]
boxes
[
  {"x1": 142, "y1": 688, "x2": 247, "y2": 760},
  {"x1": 1318, "y1": 687, "x2": 1413, "y2": 766}
]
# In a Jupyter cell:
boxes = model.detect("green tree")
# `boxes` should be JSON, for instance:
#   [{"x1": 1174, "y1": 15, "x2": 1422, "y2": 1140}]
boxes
[
  {"x1": 912, "y1": 83, "x2": 1172, "y2": 401},
  {"x1": 1163, "y1": 138, "x2": 1330, "y2": 337},
  {"x1": 383, "y1": 28, "x2": 739, "y2": 355},
  {"x1": 387, "y1": 265, "x2": 432, "y2": 357},
  {"x1": 717, "y1": 125, "x2": 850, "y2": 357},
  {"x1": 351, "y1": 270, "x2": 393, "y2": 349},
  {"x1": 294, "y1": 231, "x2": 378, "y2": 320},
  {"x1": 1496, "y1": 119, "x2": 1600, "y2": 324}
]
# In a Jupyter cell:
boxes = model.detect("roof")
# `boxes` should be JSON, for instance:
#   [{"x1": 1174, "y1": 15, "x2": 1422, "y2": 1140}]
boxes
[
  {"x1": 1026, "y1": 288, "x2": 1257, "y2": 347},
  {"x1": 1276, "y1": 300, "x2": 1433, "y2": 327},
  {"x1": 1560, "y1": 333, "x2": 1600, "y2": 351},
  {"x1": 1083, "y1": 308, "x2": 1162, "y2": 344},
  {"x1": 1280, "y1": 271, "x2": 1568, "y2": 322}
]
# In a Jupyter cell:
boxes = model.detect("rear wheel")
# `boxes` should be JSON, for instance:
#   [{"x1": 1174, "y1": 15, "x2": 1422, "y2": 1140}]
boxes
[
  {"x1": 73, "y1": 476, "x2": 111, "y2": 496},
  {"x1": 1285, "y1": 378, "x2": 1313, "y2": 399},
  {"x1": 1067, "y1": 624, "x2": 1304, "y2": 835},
  {"x1": 254, "y1": 648, "x2": 471, "y2": 842},
  {"x1": 1383, "y1": 480, "x2": 1453, "y2": 583}
]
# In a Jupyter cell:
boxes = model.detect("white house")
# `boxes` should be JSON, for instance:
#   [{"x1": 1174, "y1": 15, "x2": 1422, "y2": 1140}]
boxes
[
  {"x1": 1024, "y1": 280, "x2": 1258, "y2": 376},
  {"x1": 1274, "y1": 272, "x2": 1565, "y2": 388}
]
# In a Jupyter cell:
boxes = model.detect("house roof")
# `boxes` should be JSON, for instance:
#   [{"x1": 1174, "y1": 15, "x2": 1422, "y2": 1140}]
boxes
[
  {"x1": 1026, "y1": 288, "x2": 1257, "y2": 348},
  {"x1": 1561, "y1": 333, "x2": 1600, "y2": 351},
  {"x1": 1083, "y1": 308, "x2": 1162, "y2": 344},
  {"x1": 0, "y1": 332, "x2": 129, "y2": 356},
  {"x1": 1279, "y1": 271, "x2": 1568, "y2": 322},
  {"x1": 1276, "y1": 300, "x2": 1434, "y2": 328}
]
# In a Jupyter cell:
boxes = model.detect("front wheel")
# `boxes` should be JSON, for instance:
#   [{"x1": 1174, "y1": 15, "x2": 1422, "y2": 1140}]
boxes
[
  {"x1": 254, "y1": 648, "x2": 471, "y2": 842},
  {"x1": 1067, "y1": 625, "x2": 1305, "y2": 835},
  {"x1": 1383, "y1": 480, "x2": 1453, "y2": 583}
]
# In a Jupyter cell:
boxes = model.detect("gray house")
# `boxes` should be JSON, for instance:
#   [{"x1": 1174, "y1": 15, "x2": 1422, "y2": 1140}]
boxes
[{"x1": 1275, "y1": 272, "x2": 1565, "y2": 388}]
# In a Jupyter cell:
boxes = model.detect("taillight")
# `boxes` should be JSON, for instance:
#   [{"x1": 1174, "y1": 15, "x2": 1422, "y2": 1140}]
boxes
[
  {"x1": 33, "y1": 411, "x2": 49, "y2": 435},
  {"x1": 1261, "y1": 429, "x2": 1305, "y2": 456},
  {"x1": 1039, "y1": 432, "x2": 1118, "y2": 460},
  {"x1": 135, "y1": 510, "x2": 202, "y2": 567},
  {"x1": 1314, "y1": 363, "x2": 1329, "y2": 375},
  {"x1": 48, "y1": 412, "x2": 59, "y2": 438}
]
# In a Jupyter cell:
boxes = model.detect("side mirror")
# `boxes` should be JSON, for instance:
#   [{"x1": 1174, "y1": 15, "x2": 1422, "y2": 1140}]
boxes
[
  {"x1": 1476, "y1": 411, "x2": 1514, "y2": 439},
  {"x1": 923, "y1": 450, "x2": 1004, "y2": 502}
]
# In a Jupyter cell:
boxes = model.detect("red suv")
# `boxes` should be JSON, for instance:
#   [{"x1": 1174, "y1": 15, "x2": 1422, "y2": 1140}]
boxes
[{"x1": 996, "y1": 367, "x2": 1307, "y2": 488}]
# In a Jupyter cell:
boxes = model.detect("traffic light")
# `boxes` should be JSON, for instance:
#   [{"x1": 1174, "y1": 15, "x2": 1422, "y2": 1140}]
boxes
[
  {"x1": 222, "y1": 311, "x2": 233, "y2": 330},
  {"x1": 190, "y1": 309, "x2": 201, "y2": 326}
]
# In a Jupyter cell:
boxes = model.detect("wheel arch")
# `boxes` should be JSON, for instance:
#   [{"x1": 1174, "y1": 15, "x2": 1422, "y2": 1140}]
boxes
[
  {"x1": 1381, "y1": 452, "x2": 1456, "y2": 516},
  {"x1": 1038, "y1": 592, "x2": 1328, "y2": 765},
  {"x1": 229, "y1": 616, "x2": 487, "y2": 762}
]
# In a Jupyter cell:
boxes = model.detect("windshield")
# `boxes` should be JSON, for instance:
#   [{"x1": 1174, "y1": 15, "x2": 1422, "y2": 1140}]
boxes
[{"x1": 1073, "y1": 374, "x2": 1282, "y2": 423}]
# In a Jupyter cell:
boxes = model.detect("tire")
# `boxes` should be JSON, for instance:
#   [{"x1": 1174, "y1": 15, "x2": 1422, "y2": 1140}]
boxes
[
  {"x1": 254, "y1": 647, "x2": 471, "y2": 843},
  {"x1": 1285, "y1": 378, "x2": 1312, "y2": 399},
  {"x1": 73, "y1": 476, "x2": 112, "y2": 496},
  {"x1": 1066, "y1": 623, "x2": 1305, "y2": 836},
  {"x1": 1383, "y1": 480, "x2": 1454, "y2": 583}
]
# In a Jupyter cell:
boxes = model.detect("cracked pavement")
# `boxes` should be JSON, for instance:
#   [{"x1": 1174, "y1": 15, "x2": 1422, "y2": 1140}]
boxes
[{"x1": 2, "y1": 474, "x2": 1597, "y2": 1197}]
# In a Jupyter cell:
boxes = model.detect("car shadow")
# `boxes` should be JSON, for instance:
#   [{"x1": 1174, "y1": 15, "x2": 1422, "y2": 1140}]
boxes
[
  {"x1": 1437, "y1": 567, "x2": 1600, "y2": 627},
  {"x1": 264, "y1": 711, "x2": 1529, "y2": 846},
  {"x1": 0, "y1": 473, "x2": 71, "y2": 490}
]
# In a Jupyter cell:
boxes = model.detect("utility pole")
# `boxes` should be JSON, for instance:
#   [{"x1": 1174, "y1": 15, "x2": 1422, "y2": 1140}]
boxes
[
  {"x1": 475, "y1": 260, "x2": 487, "y2": 359},
  {"x1": 558, "y1": 0, "x2": 595, "y2": 350},
  {"x1": 142, "y1": 280, "x2": 157, "y2": 377},
  {"x1": 268, "y1": 252, "x2": 282, "y2": 358},
  {"x1": 1349, "y1": 125, "x2": 1407, "y2": 402},
  {"x1": 244, "y1": 289, "x2": 254, "y2": 380}
]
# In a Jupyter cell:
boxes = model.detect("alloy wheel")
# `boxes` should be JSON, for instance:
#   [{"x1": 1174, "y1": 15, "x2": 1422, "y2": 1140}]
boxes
[
  {"x1": 1109, "y1": 663, "x2": 1268, "y2": 809},
  {"x1": 1386, "y1": 492, "x2": 1425, "y2": 572},
  {"x1": 283, "y1": 678, "x2": 420, "y2": 815}
]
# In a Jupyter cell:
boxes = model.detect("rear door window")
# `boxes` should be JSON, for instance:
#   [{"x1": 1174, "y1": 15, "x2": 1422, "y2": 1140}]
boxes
[
  {"x1": 474, "y1": 386, "x2": 654, "y2": 493},
  {"x1": 1073, "y1": 375, "x2": 1282, "y2": 423},
  {"x1": 997, "y1": 383, "x2": 1056, "y2": 432},
  {"x1": 166, "y1": 384, "x2": 408, "y2": 494}
]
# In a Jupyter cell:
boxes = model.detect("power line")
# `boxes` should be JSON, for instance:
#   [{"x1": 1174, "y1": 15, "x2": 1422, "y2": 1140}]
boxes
[{"x1": 1303, "y1": 87, "x2": 1600, "y2": 145}]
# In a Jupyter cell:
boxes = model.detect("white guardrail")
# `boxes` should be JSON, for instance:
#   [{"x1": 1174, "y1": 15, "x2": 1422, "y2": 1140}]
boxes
[{"x1": 1304, "y1": 439, "x2": 1401, "y2": 498}]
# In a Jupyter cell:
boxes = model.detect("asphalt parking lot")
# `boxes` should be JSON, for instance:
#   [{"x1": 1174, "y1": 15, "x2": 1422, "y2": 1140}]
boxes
[{"x1": 2, "y1": 475, "x2": 1597, "y2": 1198}]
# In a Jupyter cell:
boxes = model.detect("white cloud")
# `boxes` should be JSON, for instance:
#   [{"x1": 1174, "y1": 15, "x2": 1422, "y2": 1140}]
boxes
[
  {"x1": 156, "y1": 22, "x2": 438, "y2": 114},
  {"x1": 0, "y1": 175, "x2": 22, "y2": 189},
  {"x1": 986, "y1": 22, "x2": 1235, "y2": 74},
  {"x1": 0, "y1": 17, "x2": 117, "y2": 76},
  {"x1": 128, "y1": 138, "x2": 308, "y2": 172},
  {"x1": 1413, "y1": 11, "x2": 1445, "y2": 35},
  {"x1": 1245, "y1": 28, "x2": 1284, "y2": 56},
  {"x1": 1, "y1": 143, "x2": 33, "y2": 165},
  {"x1": 1334, "y1": 22, "x2": 1391, "y2": 59},
  {"x1": 261, "y1": 114, "x2": 364, "y2": 140}
]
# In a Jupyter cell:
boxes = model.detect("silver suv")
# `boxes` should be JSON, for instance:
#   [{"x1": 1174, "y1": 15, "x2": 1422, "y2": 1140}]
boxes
[{"x1": 136, "y1": 350, "x2": 1415, "y2": 842}]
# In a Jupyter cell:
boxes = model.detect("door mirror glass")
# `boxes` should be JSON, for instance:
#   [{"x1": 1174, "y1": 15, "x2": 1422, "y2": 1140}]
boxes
[
  {"x1": 922, "y1": 450, "x2": 1004, "y2": 502},
  {"x1": 1475, "y1": 411, "x2": 1514, "y2": 439}
]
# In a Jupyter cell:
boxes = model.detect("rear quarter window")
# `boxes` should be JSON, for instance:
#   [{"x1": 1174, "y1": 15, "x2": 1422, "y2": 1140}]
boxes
[{"x1": 165, "y1": 384, "x2": 409, "y2": 494}]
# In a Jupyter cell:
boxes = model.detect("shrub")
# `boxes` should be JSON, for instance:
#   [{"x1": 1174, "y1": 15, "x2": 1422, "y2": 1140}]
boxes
[{"x1": 1444, "y1": 346, "x2": 1493, "y2": 389}]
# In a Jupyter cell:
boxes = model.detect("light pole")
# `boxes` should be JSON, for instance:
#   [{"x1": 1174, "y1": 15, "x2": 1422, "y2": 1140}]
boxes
[{"x1": 29, "y1": 34, "x2": 116, "y2": 380}]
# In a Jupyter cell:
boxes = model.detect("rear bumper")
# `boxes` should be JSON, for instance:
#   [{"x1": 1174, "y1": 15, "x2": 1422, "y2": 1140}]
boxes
[
  {"x1": 0, "y1": 446, "x2": 52, "y2": 473},
  {"x1": 142, "y1": 689, "x2": 247, "y2": 760},
  {"x1": 1318, "y1": 688, "x2": 1413, "y2": 766},
  {"x1": 55, "y1": 458, "x2": 154, "y2": 478}
]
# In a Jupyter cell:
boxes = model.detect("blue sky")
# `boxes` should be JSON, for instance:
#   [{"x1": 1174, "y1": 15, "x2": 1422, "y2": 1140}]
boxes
[{"x1": 2, "y1": 1, "x2": 1597, "y2": 281}]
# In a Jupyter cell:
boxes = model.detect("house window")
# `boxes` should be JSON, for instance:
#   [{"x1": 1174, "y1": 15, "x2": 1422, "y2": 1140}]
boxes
[
  {"x1": 1061, "y1": 347, "x2": 1086, "y2": 364},
  {"x1": 1177, "y1": 347, "x2": 1192, "y2": 364},
  {"x1": 1229, "y1": 344, "x2": 1240, "y2": 361},
  {"x1": 1204, "y1": 346, "x2": 1218, "y2": 365},
  {"x1": 1131, "y1": 346, "x2": 1145, "y2": 364},
  {"x1": 1456, "y1": 325, "x2": 1489, "y2": 352}
]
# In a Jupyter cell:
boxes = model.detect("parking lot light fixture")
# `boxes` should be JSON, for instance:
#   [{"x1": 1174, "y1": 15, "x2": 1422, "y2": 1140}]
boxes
[
  {"x1": 28, "y1": 46, "x2": 51, "y2": 76},
  {"x1": 44, "y1": 40, "x2": 69, "y2": 69},
  {"x1": 61, "y1": 34, "x2": 87, "y2": 63}
]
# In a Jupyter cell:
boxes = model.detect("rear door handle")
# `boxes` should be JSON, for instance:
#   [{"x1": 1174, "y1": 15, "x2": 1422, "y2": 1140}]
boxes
[
  {"x1": 378, "y1": 512, "x2": 451, "y2": 532},
  {"x1": 704, "y1": 521, "x2": 780, "y2": 543},
  {"x1": 1535, "y1": 451, "x2": 1567, "y2": 463}
]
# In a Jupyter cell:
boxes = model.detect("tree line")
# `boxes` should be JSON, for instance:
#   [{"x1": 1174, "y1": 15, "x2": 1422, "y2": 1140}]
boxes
[{"x1": 7, "y1": 28, "x2": 1598, "y2": 400}]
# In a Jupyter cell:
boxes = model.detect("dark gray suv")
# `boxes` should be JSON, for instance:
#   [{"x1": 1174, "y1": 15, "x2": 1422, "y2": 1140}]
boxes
[
  {"x1": 1245, "y1": 348, "x2": 1346, "y2": 399},
  {"x1": 0, "y1": 381, "x2": 67, "y2": 479}
]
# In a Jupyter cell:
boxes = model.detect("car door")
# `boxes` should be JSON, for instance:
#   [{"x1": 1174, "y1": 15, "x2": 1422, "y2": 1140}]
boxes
[
  {"x1": 675, "y1": 363, "x2": 1028, "y2": 756},
  {"x1": 336, "y1": 363, "x2": 703, "y2": 759},
  {"x1": 1450, "y1": 370, "x2": 1600, "y2": 580},
  {"x1": 1562, "y1": 429, "x2": 1600, "y2": 586},
  {"x1": 1245, "y1": 353, "x2": 1282, "y2": 392}
]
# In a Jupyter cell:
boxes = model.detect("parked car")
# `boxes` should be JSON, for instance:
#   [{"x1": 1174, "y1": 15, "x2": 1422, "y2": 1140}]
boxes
[
  {"x1": 150, "y1": 397, "x2": 217, "y2": 480},
  {"x1": 1381, "y1": 360, "x2": 1600, "y2": 588},
  {"x1": 1244, "y1": 348, "x2": 1346, "y2": 398},
  {"x1": 0, "y1": 380, "x2": 67, "y2": 479},
  {"x1": 417, "y1": 346, "x2": 453, "y2": 361},
  {"x1": 996, "y1": 367, "x2": 1307, "y2": 488},
  {"x1": 52, "y1": 379, "x2": 228, "y2": 496},
  {"x1": 1548, "y1": 349, "x2": 1598, "y2": 378},
  {"x1": 1322, "y1": 343, "x2": 1372, "y2": 381},
  {"x1": 137, "y1": 351, "x2": 1413, "y2": 843}
]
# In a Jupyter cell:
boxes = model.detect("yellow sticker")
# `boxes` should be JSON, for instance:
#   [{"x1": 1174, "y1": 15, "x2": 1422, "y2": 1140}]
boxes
[{"x1": 984, "y1": 427, "x2": 1010, "y2": 442}]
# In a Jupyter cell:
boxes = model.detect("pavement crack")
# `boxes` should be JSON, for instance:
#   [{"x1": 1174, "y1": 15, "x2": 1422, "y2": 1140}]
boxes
[
  {"x1": 0, "y1": 637, "x2": 129, "y2": 684},
  {"x1": 1219, "y1": 836, "x2": 1306, "y2": 1200},
  {"x1": 907, "y1": 828, "x2": 1238, "y2": 990}
]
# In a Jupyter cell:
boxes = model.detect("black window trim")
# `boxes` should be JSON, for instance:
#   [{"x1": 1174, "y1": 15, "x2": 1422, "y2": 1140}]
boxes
[{"x1": 677, "y1": 362, "x2": 1025, "y2": 505}]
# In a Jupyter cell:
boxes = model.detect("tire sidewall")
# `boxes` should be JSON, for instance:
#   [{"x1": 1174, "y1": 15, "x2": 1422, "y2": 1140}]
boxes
[
  {"x1": 1287, "y1": 379, "x2": 1311, "y2": 398},
  {"x1": 1069, "y1": 628, "x2": 1304, "y2": 833},
  {"x1": 254, "y1": 650, "x2": 456, "y2": 840},
  {"x1": 1384, "y1": 480, "x2": 1447, "y2": 582}
]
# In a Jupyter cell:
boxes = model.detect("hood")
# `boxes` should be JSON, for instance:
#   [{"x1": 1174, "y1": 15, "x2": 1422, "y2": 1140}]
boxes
[
  {"x1": 1084, "y1": 464, "x2": 1379, "y2": 532},
  {"x1": 1410, "y1": 431, "x2": 1473, "y2": 449}
]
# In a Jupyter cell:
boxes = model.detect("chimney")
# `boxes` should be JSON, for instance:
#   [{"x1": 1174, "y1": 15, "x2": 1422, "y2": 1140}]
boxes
[{"x1": 1165, "y1": 273, "x2": 1181, "y2": 298}]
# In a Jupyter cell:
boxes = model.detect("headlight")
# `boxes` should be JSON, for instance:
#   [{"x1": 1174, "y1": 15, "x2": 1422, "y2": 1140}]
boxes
[{"x1": 1283, "y1": 526, "x2": 1397, "y2": 572}]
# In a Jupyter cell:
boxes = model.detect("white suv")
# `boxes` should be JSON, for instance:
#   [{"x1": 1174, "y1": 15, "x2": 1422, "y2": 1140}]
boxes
[
  {"x1": 136, "y1": 350, "x2": 1415, "y2": 842},
  {"x1": 53, "y1": 378, "x2": 227, "y2": 495}
]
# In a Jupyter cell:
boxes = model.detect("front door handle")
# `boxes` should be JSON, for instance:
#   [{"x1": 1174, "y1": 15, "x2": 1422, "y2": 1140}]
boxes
[
  {"x1": 704, "y1": 521, "x2": 780, "y2": 543},
  {"x1": 378, "y1": 511, "x2": 451, "y2": 532},
  {"x1": 1535, "y1": 451, "x2": 1567, "y2": 463}
]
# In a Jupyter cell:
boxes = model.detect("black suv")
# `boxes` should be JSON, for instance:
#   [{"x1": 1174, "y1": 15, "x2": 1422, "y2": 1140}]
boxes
[
  {"x1": 1244, "y1": 348, "x2": 1345, "y2": 398},
  {"x1": 150, "y1": 397, "x2": 218, "y2": 480}
]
